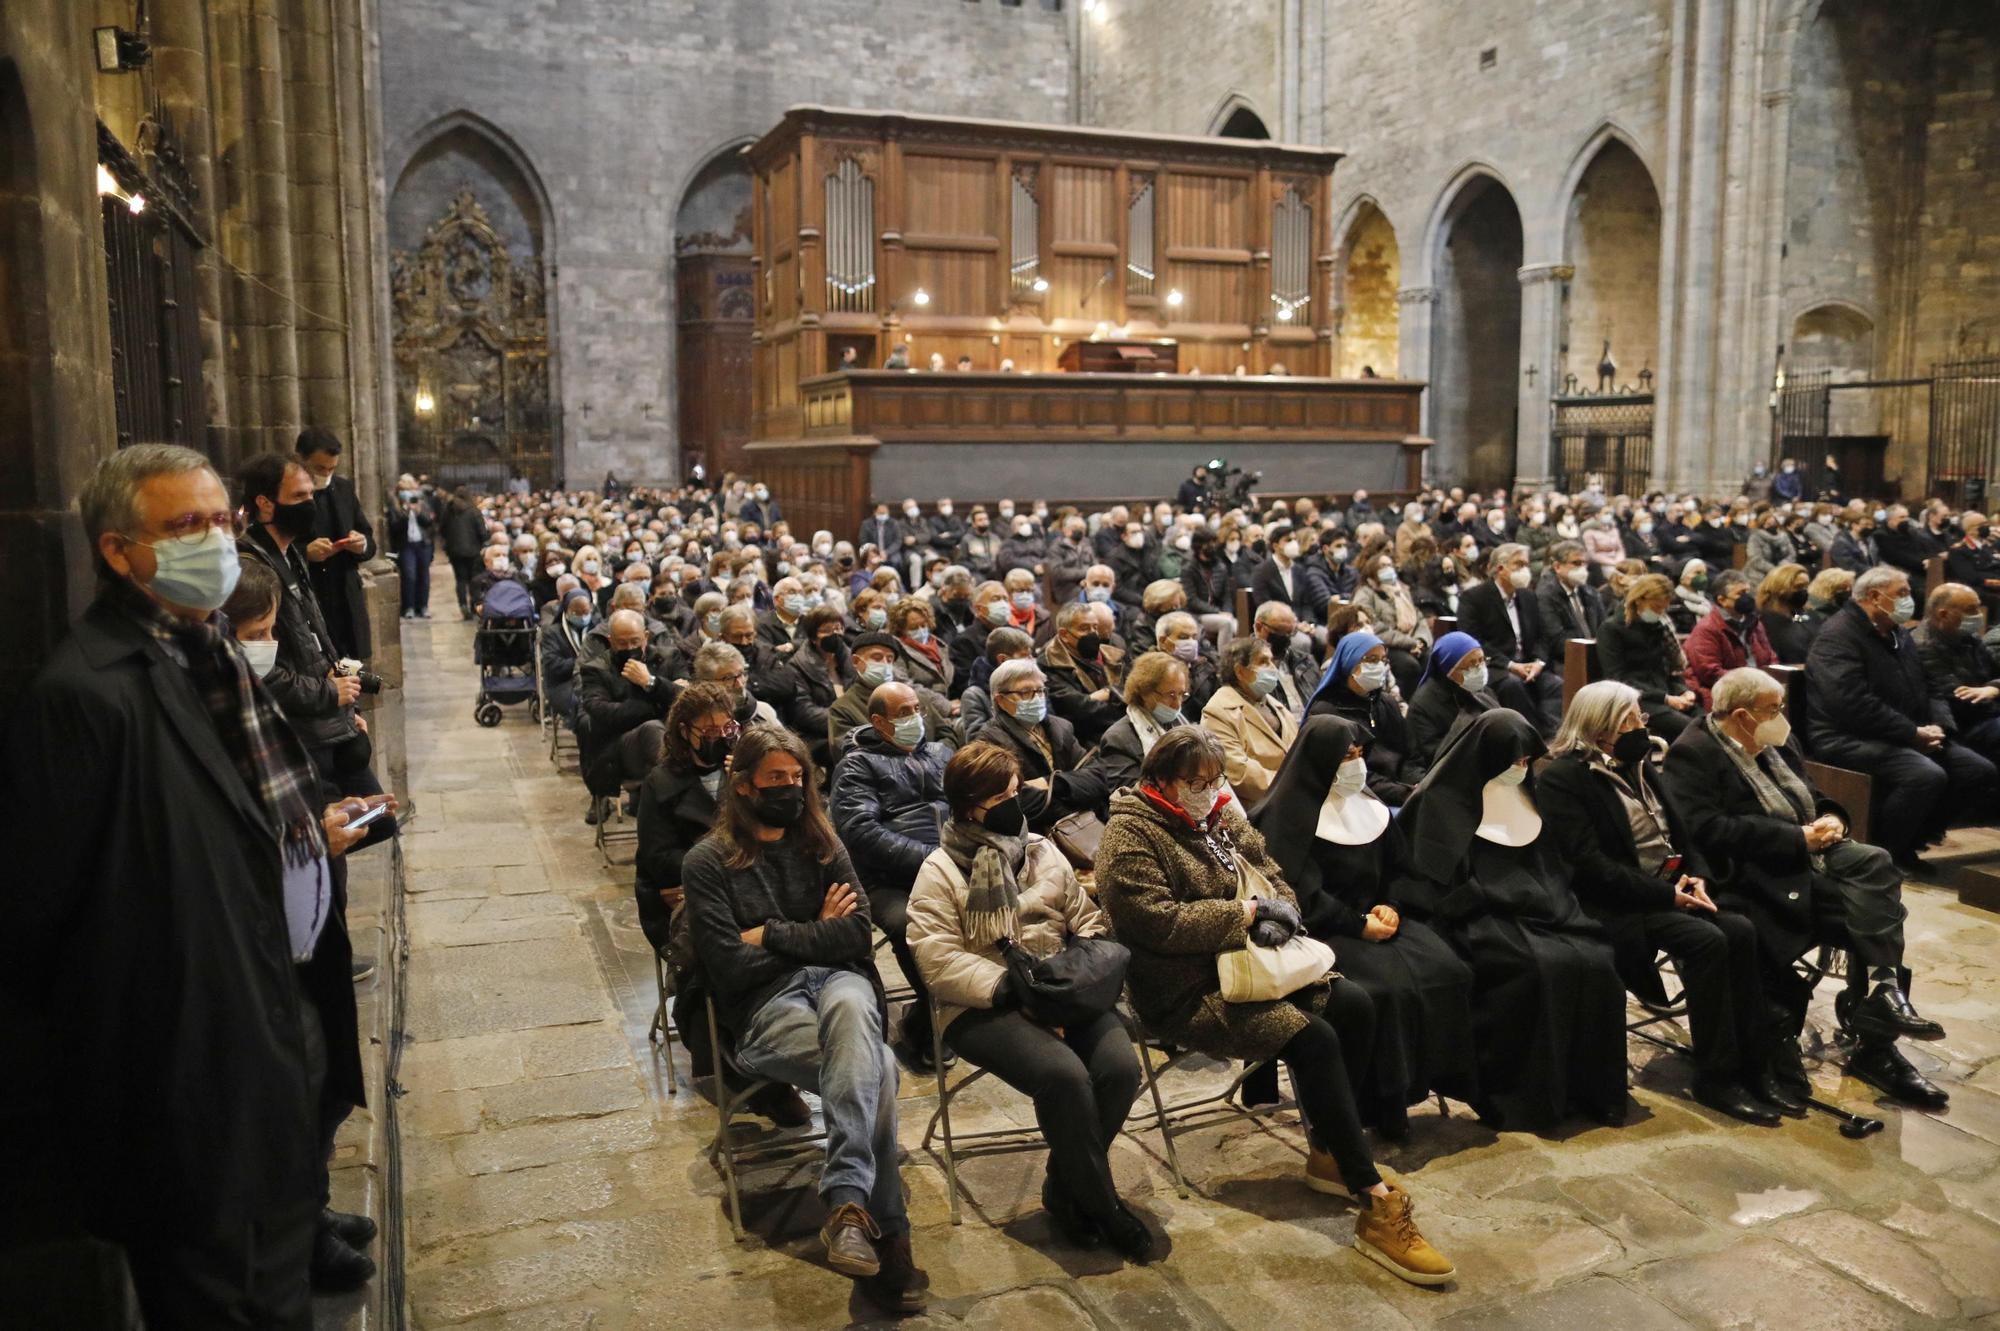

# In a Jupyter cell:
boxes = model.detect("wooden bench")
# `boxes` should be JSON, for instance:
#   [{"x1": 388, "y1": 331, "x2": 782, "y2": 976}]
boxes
[
  {"x1": 1235, "y1": 586, "x2": 1254, "y2": 637},
  {"x1": 1923, "y1": 552, "x2": 1946, "y2": 601},
  {"x1": 1767, "y1": 662, "x2": 1876, "y2": 844},
  {"x1": 1429, "y1": 615, "x2": 1459, "y2": 639},
  {"x1": 1562, "y1": 637, "x2": 1600, "y2": 714}
]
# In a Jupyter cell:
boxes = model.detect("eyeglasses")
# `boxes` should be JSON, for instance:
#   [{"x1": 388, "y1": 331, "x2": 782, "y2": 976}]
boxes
[
  {"x1": 1000, "y1": 688, "x2": 1047, "y2": 701},
  {"x1": 132, "y1": 510, "x2": 236, "y2": 547},
  {"x1": 1178, "y1": 776, "x2": 1223, "y2": 800}
]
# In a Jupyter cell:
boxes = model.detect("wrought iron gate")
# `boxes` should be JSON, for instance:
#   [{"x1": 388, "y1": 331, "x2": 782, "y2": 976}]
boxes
[
  {"x1": 99, "y1": 124, "x2": 206, "y2": 455},
  {"x1": 1930, "y1": 358, "x2": 2000, "y2": 508},
  {"x1": 1549, "y1": 392, "x2": 1654, "y2": 495}
]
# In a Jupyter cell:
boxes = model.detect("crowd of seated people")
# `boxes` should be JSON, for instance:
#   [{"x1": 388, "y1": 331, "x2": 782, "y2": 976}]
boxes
[{"x1": 29, "y1": 454, "x2": 1986, "y2": 1319}]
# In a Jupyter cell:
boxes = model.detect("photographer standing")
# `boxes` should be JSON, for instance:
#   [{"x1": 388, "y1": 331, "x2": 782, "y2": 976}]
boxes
[
  {"x1": 237, "y1": 453, "x2": 383, "y2": 803},
  {"x1": 386, "y1": 470, "x2": 437, "y2": 619}
]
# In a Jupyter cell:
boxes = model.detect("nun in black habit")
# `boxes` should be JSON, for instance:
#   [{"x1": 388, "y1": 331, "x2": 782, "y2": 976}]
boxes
[
  {"x1": 1391, "y1": 709, "x2": 1630, "y2": 1131},
  {"x1": 1253, "y1": 715, "x2": 1480, "y2": 1138}
]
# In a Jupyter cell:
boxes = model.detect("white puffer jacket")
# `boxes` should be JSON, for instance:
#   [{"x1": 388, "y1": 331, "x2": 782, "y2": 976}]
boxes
[{"x1": 907, "y1": 834, "x2": 1109, "y2": 1032}]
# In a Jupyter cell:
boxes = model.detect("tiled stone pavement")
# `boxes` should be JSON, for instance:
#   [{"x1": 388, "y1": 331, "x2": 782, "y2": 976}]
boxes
[{"x1": 396, "y1": 616, "x2": 2000, "y2": 1329}]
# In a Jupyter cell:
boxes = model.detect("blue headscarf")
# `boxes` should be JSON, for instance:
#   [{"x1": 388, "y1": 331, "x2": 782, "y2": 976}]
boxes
[
  {"x1": 1309, "y1": 629, "x2": 1383, "y2": 711},
  {"x1": 1417, "y1": 630, "x2": 1480, "y2": 690}
]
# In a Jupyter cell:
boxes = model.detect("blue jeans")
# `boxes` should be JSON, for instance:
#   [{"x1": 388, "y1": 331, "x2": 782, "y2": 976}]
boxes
[
  {"x1": 398, "y1": 540, "x2": 432, "y2": 614},
  {"x1": 734, "y1": 967, "x2": 905, "y2": 1231}
]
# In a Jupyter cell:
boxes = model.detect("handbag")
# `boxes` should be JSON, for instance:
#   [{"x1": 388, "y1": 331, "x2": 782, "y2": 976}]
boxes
[
  {"x1": 1215, "y1": 855, "x2": 1336, "y2": 1004},
  {"x1": 1000, "y1": 934, "x2": 1130, "y2": 1027},
  {"x1": 1048, "y1": 809, "x2": 1106, "y2": 870}
]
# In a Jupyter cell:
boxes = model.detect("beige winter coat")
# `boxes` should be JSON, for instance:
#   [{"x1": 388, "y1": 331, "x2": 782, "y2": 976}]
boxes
[{"x1": 907, "y1": 834, "x2": 1108, "y2": 1033}]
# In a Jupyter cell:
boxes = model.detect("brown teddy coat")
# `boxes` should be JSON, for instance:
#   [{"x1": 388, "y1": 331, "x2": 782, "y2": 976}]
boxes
[{"x1": 1096, "y1": 787, "x2": 1328, "y2": 1062}]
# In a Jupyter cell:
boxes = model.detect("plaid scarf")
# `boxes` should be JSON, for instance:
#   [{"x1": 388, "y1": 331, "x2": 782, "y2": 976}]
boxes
[
  {"x1": 126, "y1": 584, "x2": 328, "y2": 872},
  {"x1": 942, "y1": 819, "x2": 1027, "y2": 949}
]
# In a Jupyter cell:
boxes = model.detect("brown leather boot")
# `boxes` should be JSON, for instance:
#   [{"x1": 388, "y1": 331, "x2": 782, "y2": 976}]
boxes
[{"x1": 1353, "y1": 1182, "x2": 1455, "y2": 1287}]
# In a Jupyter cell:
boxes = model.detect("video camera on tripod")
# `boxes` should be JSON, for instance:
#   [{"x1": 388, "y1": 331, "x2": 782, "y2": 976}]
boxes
[{"x1": 1203, "y1": 457, "x2": 1261, "y2": 510}]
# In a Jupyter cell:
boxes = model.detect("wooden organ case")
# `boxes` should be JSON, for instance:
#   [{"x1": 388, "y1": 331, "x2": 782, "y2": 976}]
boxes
[{"x1": 742, "y1": 107, "x2": 1428, "y2": 536}]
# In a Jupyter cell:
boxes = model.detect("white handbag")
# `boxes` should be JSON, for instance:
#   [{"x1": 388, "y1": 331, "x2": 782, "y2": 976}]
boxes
[{"x1": 1215, "y1": 856, "x2": 1337, "y2": 1003}]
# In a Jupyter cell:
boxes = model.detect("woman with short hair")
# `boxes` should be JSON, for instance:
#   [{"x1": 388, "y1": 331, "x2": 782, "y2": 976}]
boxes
[
  {"x1": 906, "y1": 743, "x2": 1149, "y2": 1259},
  {"x1": 1097, "y1": 728, "x2": 1455, "y2": 1286},
  {"x1": 1089, "y1": 650, "x2": 1195, "y2": 801},
  {"x1": 1202, "y1": 634, "x2": 1300, "y2": 810},
  {"x1": 1352, "y1": 550, "x2": 1433, "y2": 695}
]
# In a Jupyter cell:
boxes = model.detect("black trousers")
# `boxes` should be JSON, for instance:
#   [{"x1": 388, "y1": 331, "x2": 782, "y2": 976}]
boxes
[
  {"x1": 1810, "y1": 733, "x2": 1997, "y2": 860},
  {"x1": 1258, "y1": 980, "x2": 1381, "y2": 1194},
  {"x1": 1493, "y1": 667, "x2": 1564, "y2": 737},
  {"x1": 945, "y1": 1007, "x2": 1141, "y2": 1222},
  {"x1": 867, "y1": 888, "x2": 934, "y2": 1042},
  {"x1": 1638, "y1": 908, "x2": 1765, "y2": 1084},
  {"x1": 448, "y1": 553, "x2": 480, "y2": 612}
]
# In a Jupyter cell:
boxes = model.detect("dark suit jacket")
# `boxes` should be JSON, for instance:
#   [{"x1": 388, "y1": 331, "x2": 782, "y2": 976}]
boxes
[
  {"x1": 1662, "y1": 719, "x2": 1843, "y2": 965},
  {"x1": 1532, "y1": 569, "x2": 1602, "y2": 665},
  {"x1": 1457, "y1": 579, "x2": 1549, "y2": 670},
  {"x1": 1537, "y1": 753, "x2": 1705, "y2": 945},
  {"x1": 1249, "y1": 557, "x2": 1303, "y2": 615},
  {"x1": 308, "y1": 473, "x2": 377, "y2": 659},
  {"x1": 1804, "y1": 600, "x2": 1949, "y2": 750}
]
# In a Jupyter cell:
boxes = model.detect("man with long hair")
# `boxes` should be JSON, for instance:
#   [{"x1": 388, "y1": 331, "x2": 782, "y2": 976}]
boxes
[{"x1": 681, "y1": 726, "x2": 927, "y2": 1314}]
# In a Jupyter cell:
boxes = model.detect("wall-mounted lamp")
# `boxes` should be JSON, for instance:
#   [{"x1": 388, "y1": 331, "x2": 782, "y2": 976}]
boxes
[
  {"x1": 1165, "y1": 288, "x2": 1185, "y2": 309},
  {"x1": 1031, "y1": 277, "x2": 1050, "y2": 294},
  {"x1": 97, "y1": 162, "x2": 146, "y2": 214},
  {"x1": 911, "y1": 288, "x2": 931, "y2": 307},
  {"x1": 413, "y1": 388, "x2": 435, "y2": 417}
]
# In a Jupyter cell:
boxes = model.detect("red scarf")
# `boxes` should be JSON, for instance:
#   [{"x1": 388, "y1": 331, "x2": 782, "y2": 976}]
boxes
[{"x1": 1138, "y1": 782, "x2": 1233, "y2": 831}]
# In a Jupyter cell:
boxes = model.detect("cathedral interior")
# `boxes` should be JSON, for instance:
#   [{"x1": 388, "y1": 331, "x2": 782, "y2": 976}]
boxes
[{"x1": 4, "y1": 2, "x2": 2000, "y2": 1328}]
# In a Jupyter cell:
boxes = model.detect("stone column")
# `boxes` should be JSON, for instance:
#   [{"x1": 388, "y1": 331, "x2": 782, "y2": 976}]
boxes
[
  {"x1": 1397, "y1": 285, "x2": 1439, "y2": 472},
  {"x1": 1516, "y1": 262, "x2": 1573, "y2": 488},
  {"x1": 149, "y1": 0, "x2": 229, "y2": 451},
  {"x1": 1656, "y1": 0, "x2": 1733, "y2": 491}
]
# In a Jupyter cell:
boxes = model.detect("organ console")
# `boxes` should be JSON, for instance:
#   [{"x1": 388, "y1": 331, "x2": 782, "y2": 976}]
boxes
[{"x1": 739, "y1": 106, "x2": 1428, "y2": 536}]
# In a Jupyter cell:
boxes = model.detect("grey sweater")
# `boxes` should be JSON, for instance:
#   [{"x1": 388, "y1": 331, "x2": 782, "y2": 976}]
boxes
[{"x1": 682, "y1": 834, "x2": 875, "y2": 1032}]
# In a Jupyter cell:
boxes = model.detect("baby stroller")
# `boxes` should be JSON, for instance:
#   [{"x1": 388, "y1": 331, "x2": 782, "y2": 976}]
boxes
[{"x1": 474, "y1": 578, "x2": 540, "y2": 726}]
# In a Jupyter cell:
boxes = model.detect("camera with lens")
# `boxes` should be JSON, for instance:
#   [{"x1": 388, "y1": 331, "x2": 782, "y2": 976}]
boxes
[
  {"x1": 1204, "y1": 457, "x2": 1262, "y2": 510},
  {"x1": 336, "y1": 657, "x2": 384, "y2": 695}
]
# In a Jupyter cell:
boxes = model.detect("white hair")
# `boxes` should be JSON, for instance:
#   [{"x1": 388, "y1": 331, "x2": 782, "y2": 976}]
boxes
[
  {"x1": 990, "y1": 657, "x2": 1045, "y2": 697},
  {"x1": 1551, "y1": 678, "x2": 1641, "y2": 757},
  {"x1": 1853, "y1": 564, "x2": 1907, "y2": 604},
  {"x1": 1712, "y1": 666, "x2": 1784, "y2": 717}
]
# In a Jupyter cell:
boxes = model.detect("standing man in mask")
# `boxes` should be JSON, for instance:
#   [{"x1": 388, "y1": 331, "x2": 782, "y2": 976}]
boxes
[
  {"x1": 3, "y1": 445, "x2": 329, "y2": 1326},
  {"x1": 385, "y1": 471, "x2": 437, "y2": 619},
  {"x1": 296, "y1": 427, "x2": 376, "y2": 662},
  {"x1": 740, "y1": 482, "x2": 782, "y2": 529}
]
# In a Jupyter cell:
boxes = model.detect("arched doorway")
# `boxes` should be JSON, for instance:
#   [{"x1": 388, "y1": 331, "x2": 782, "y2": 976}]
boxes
[
  {"x1": 1431, "y1": 175, "x2": 1524, "y2": 490},
  {"x1": 674, "y1": 148, "x2": 754, "y2": 483},
  {"x1": 1337, "y1": 201, "x2": 1399, "y2": 378},
  {"x1": 1563, "y1": 138, "x2": 1660, "y2": 393},
  {"x1": 388, "y1": 119, "x2": 559, "y2": 488},
  {"x1": 1218, "y1": 105, "x2": 1271, "y2": 140}
]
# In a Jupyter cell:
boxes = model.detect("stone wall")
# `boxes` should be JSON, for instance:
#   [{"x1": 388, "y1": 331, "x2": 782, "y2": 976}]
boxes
[
  {"x1": 0, "y1": 0, "x2": 393, "y2": 707},
  {"x1": 376, "y1": 0, "x2": 1074, "y2": 486}
]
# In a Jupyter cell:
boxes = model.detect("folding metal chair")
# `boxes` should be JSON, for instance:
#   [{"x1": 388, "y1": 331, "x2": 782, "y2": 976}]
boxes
[
  {"x1": 647, "y1": 947, "x2": 678, "y2": 1095},
  {"x1": 918, "y1": 996, "x2": 1052, "y2": 1225},
  {"x1": 874, "y1": 930, "x2": 915, "y2": 1004},
  {"x1": 594, "y1": 778, "x2": 641, "y2": 866},
  {"x1": 703, "y1": 995, "x2": 828, "y2": 1241},
  {"x1": 1121, "y1": 1004, "x2": 1283, "y2": 1200}
]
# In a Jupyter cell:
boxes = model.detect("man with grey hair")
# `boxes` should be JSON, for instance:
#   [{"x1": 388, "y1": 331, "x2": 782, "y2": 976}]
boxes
[
  {"x1": 1039, "y1": 600, "x2": 1124, "y2": 746},
  {"x1": 829, "y1": 680, "x2": 954, "y2": 1071},
  {"x1": 1914, "y1": 580, "x2": 2000, "y2": 768},
  {"x1": 1458, "y1": 540, "x2": 1563, "y2": 734},
  {"x1": 692, "y1": 640, "x2": 778, "y2": 726},
  {"x1": 1806, "y1": 564, "x2": 1996, "y2": 869},
  {"x1": 1665, "y1": 665, "x2": 1949, "y2": 1109},
  {"x1": 4, "y1": 444, "x2": 330, "y2": 1324},
  {"x1": 979, "y1": 657, "x2": 1106, "y2": 832}
]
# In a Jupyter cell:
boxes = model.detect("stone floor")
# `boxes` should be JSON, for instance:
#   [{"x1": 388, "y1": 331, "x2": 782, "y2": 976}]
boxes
[{"x1": 395, "y1": 614, "x2": 2000, "y2": 1330}]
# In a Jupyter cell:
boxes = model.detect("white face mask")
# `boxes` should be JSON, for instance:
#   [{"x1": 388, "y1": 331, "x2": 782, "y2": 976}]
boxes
[
  {"x1": 1458, "y1": 663, "x2": 1489, "y2": 693},
  {"x1": 1330, "y1": 756, "x2": 1368, "y2": 799},
  {"x1": 1177, "y1": 781, "x2": 1222, "y2": 821},
  {"x1": 311, "y1": 471, "x2": 332, "y2": 492},
  {"x1": 241, "y1": 638, "x2": 280, "y2": 678},
  {"x1": 1280, "y1": 540, "x2": 1299, "y2": 560},
  {"x1": 1562, "y1": 564, "x2": 1589, "y2": 588},
  {"x1": 1508, "y1": 567, "x2": 1532, "y2": 590},
  {"x1": 1355, "y1": 660, "x2": 1391, "y2": 692},
  {"x1": 1752, "y1": 712, "x2": 1791, "y2": 748}
]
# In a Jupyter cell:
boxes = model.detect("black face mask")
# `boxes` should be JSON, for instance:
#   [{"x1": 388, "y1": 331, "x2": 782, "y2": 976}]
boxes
[
  {"x1": 732, "y1": 691, "x2": 757, "y2": 723},
  {"x1": 1732, "y1": 592, "x2": 1756, "y2": 618},
  {"x1": 693, "y1": 734, "x2": 733, "y2": 769},
  {"x1": 1611, "y1": 727, "x2": 1652, "y2": 764},
  {"x1": 816, "y1": 635, "x2": 841, "y2": 653},
  {"x1": 1787, "y1": 588, "x2": 1810, "y2": 609},
  {"x1": 611, "y1": 649, "x2": 638, "y2": 670},
  {"x1": 272, "y1": 498, "x2": 318, "y2": 540},
  {"x1": 981, "y1": 794, "x2": 1026, "y2": 838},
  {"x1": 683, "y1": 585, "x2": 704, "y2": 603},
  {"x1": 1074, "y1": 632, "x2": 1103, "y2": 660},
  {"x1": 750, "y1": 785, "x2": 805, "y2": 828},
  {"x1": 651, "y1": 597, "x2": 678, "y2": 618}
]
